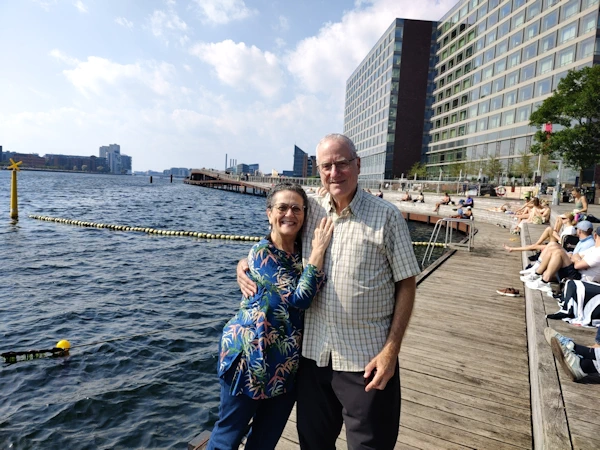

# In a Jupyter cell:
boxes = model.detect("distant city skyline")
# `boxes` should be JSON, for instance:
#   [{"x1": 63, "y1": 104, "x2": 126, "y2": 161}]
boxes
[{"x1": 0, "y1": 0, "x2": 454, "y2": 172}]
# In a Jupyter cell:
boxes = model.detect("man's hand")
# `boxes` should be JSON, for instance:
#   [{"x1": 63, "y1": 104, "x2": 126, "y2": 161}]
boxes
[
  {"x1": 363, "y1": 347, "x2": 397, "y2": 392},
  {"x1": 236, "y1": 258, "x2": 257, "y2": 298}
]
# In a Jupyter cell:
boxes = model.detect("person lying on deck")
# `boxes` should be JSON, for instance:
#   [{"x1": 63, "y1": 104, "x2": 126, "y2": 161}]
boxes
[
  {"x1": 503, "y1": 213, "x2": 576, "y2": 253},
  {"x1": 545, "y1": 327, "x2": 600, "y2": 382}
]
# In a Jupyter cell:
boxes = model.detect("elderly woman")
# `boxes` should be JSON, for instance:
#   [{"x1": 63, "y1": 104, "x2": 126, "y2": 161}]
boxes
[{"x1": 207, "y1": 182, "x2": 334, "y2": 450}]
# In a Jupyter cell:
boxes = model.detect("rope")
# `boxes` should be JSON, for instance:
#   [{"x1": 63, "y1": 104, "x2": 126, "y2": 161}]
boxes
[
  {"x1": 2, "y1": 319, "x2": 226, "y2": 363},
  {"x1": 28, "y1": 215, "x2": 262, "y2": 242}
]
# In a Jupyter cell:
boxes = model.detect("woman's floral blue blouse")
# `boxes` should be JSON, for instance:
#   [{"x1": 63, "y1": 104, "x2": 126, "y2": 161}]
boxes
[{"x1": 218, "y1": 238, "x2": 325, "y2": 399}]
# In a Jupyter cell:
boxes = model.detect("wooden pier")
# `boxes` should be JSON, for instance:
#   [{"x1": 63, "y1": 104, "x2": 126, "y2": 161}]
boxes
[
  {"x1": 184, "y1": 169, "x2": 271, "y2": 196},
  {"x1": 189, "y1": 212, "x2": 600, "y2": 449}
]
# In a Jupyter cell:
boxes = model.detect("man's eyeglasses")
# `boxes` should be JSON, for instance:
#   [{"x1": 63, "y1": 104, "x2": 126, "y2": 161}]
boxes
[
  {"x1": 270, "y1": 203, "x2": 306, "y2": 215},
  {"x1": 317, "y1": 158, "x2": 356, "y2": 173}
]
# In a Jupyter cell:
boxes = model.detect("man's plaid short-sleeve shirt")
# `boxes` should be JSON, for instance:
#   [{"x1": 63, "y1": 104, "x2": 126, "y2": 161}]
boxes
[{"x1": 301, "y1": 188, "x2": 421, "y2": 372}]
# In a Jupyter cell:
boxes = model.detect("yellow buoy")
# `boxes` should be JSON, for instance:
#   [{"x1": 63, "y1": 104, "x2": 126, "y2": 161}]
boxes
[{"x1": 56, "y1": 339, "x2": 71, "y2": 351}]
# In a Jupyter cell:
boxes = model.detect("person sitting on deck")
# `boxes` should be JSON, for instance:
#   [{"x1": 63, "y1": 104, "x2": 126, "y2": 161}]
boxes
[
  {"x1": 463, "y1": 195, "x2": 474, "y2": 208},
  {"x1": 412, "y1": 191, "x2": 424, "y2": 203},
  {"x1": 451, "y1": 206, "x2": 472, "y2": 219},
  {"x1": 545, "y1": 327, "x2": 600, "y2": 382},
  {"x1": 503, "y1": 213, "x2": 576, "y2": 253},
  {"x1": 399, "y1": 191, "x2": 412, "y2": 201},
  {"x1": 433, "y1": 192, "x2": 454, "y2": 213},
  {"x1": 572, "y1": 188, "x2": 589, "y2": 217},
  {"x1": 514, "y1": 197, "x2": 547, "y2": 230},
  {"x1": 520, "y1": 222, "x2": 600, "y2": 296}
]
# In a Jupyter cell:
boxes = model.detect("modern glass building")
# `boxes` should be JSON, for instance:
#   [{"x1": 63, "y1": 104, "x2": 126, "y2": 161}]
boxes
[
  {"x1": 427, "y1": 0, "x2": 600, "y2": 178},
  {"x1": 293, "y1": 145, "x2": 308, "y2": 177},
  {"x1": 343, "y1": 19, "x2": 438, "y2": 181}
]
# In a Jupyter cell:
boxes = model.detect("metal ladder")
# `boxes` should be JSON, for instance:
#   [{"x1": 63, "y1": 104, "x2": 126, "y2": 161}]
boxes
[{"x1": 422, "y1": 217, "x2": 476, "y2": 266}]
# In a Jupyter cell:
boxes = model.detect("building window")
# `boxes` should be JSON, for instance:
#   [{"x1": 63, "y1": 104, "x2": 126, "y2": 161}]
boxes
[
  {"x1": 508, "y1": 51, "x2": 521, "y2": 68},
  {"x1": 516, "y1": 104, "x2": 531, "y2": 122},
  {"x1": 488, "y1": 10, "x2": 499, "y2": 27},
  {"x1": 512, "y1": 10, "x2": 526, "y2": 29},
  {"x1": 577, "y1": 37, "x2": 595, "y2": 59},
  {"x1": 468, "y1": 105, "x2": 478, "y2": 117},
  {"x1": 504, "y1": 89, "x2": 517, "y2": 106},
  {"x1": 557, "y1": 45, "x2": 576, "y2": 66},
  {"x1": 506, "y1": 70, "x2": 520, "y2": 87},
  {"x1": 540, "y1": 32, "x2": 557, "y2": 52},
  {"x1": 553, "y1": 70, "x2": 568, "y2": 89},
  {"x1": 503, "y1": 109, "x2": 516, "y2": 125},
  {"x1": 527, "y1": 0, "x2": 542, "y2": 20},
  {"x1": 518, "y1": 83, "x2": 534, "y2": 102},
  {"x1": 537, "y1": 55, "x2": 554, "y2": 75},
  {"x1": 582, "y1": 0, "x2": 599, "y2": 9},
  {"x1": 499, "y1": 3, "x2": 512, "y2": 20},
  {"x1": 559, "y1": 22, "x2": 578, "y2": 45},
  {"x1": 498, "y1": 19, "x2": 511, "y2": 38},
  {"x1": 490, "y1": 94, "x2": 503, "y2": 110},
  {"x1": 561, "y1": 0, "x2": 580, "y2": 21},
  {"x1": 472, "y1": 70, "x2": 482, "y2": 85},
  {"x1": 514, "y1": 0, "x2": 526, "y2": 10},
  {"x1": 524, "y1": 20, "x2": 540, "y2": 42},
  {"x1": 495, "y1": 57, "x2": 507, "y2": 74},
  {"x1": 493, "y1": 76, "x2": 505, "y2": 93},
  {"x1": 542, "y1": 10, "x2": 559, "y2": 32},
  {"x1": 484, "y1": 48, "x2": 496, "y2": 63},
  {"x1": 482, "y1": 65, "x2": 494, "y2": 81},
  {"x1": 479, "y1": 99, "x2": 491, "y2": 114},
  {"x1": 580, "y1": 12, "x2": 597, "y2": 34},
  {"x1": 480, "y1": 82, "x2": 492, "y2": 97},
  {"x1": 510, "y1": 29, "x2": 524, "y2": 49},
  {"x1": 468, "y1": 121, "x2": 477, "y2": 134},
  {"x1": 535, "y1": 77, "x2": 552, "y2": 97},
  {"x1": 523, "y1": 42, "x2": 538, "y2": 62},
  {"x1": 478, "y1": 117, "x2": 488, "y2": 131}
]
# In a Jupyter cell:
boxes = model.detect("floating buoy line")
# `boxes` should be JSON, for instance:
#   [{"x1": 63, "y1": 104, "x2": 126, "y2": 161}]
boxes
[
  {"x1": 28, "y1": 215, "x2": 446, "y2": 247},
  {"x1": 2, "y1": 320, "x2": 224, "y2": 364},
  {"x1": 29, "y1": 215, "x2": 261, "y2": 242}
]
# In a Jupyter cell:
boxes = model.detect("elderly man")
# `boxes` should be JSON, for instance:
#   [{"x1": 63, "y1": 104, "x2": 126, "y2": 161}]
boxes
[{"x1": 237, "y1": 134, "x2": 420, "y2": 449}]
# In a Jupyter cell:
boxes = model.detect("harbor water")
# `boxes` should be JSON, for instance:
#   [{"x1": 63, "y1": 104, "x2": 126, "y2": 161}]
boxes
[{"x1": 0, "y1": 171, "x2": 442, "y2": 449}]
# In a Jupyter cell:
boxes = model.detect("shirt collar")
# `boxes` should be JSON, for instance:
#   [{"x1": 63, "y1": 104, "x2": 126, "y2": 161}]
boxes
[{"x1": 324, "y1": 186, "x2": 363, "y2": 218}]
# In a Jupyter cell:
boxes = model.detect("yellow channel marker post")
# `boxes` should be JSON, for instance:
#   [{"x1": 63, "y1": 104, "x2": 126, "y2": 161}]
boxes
[{"x1": 8, "y1": 158, "x2": 22, "y2": 220}]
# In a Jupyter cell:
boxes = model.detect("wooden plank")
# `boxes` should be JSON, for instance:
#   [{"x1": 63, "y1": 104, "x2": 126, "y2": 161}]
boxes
[
  {"x1": 521, "y1": 224, "x2": 572, "y2": 450},
  {"x1": 397, "y1": 424, "x2": 471, "y2": 450},
  {"x1": 401, "y1": 369, "x2": 530, "y2": 412},
  {"x1": 402, "y1": 404, "x2": 528, "y2": 449}
]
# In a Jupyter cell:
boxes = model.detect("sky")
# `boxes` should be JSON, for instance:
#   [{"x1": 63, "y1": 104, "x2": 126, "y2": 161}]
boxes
[{"x1": 0, "y1": 0, "x2": 457, "y2": 173}]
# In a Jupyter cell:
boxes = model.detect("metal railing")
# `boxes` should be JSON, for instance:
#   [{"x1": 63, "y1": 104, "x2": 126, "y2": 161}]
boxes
[{"x1": 422, "y1": 217, "x2": 476, "y2": 267}]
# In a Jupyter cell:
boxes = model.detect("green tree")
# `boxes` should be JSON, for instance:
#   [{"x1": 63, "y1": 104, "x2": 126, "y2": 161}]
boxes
[
  {"x1": 408, "y1": 162, "x2": 427, "y2": 179},
  {"x1": 447, "y1": 162, "x2": 465, "y2": 178},
  {"x1": 484, "y1": 156, "x2": 503, "y2": 184},
  {"x1": 512, "y1": 151, "x2": 533, "y2": 184},
  {"x1": 529, "y1": 65, "x2": 600, "y2": 181}
]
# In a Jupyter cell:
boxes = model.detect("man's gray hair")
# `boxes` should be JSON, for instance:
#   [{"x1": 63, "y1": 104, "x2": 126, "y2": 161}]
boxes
[{"x1": 316, "y1": 134, "x2": 358, "y2": 162}]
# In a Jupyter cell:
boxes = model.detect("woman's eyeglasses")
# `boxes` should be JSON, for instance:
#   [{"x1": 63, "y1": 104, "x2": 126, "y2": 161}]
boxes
[
  {"x1": 317, "y1": 158, "x2": 356, "y2": 173},
  {"x1": 270, "y1": 203, "x2": 305, "y2": 215}
]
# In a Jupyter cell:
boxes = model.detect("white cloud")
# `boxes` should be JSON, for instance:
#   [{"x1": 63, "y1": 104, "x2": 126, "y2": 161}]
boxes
[
  {"x1": 275, "y1": 37, "x2": 286, "y2": 49},
  {"x1": 149, "y1": 9, "x2": 189, "y2": 46},
  {"x1": 49, "y1": 49, "x2": 80, "y2": 66},
  {"x1": 286, "y1": 0, "x2": 455, "y2": 96},
  {"x1": 51, "y1": 51, "x2": 176, "y2": 97},
  {"x1": 192, "y1": 0, "x2": 257, "y2": 25},
  {"x1": 32, "y1": 0, "x2": 57, "y2": 12},
  {"x1": 115, "y1": 17, "x2": 134, "y2": 29},
  {"x1": 73, "y1": 0, "x2": 87, "y2": 13},
  {"x1": 274, "y1": 15, "x2": 289, "y2": 32},
  {"x1": 189, "y1": 40, "x2": 284, "y2": 98}
]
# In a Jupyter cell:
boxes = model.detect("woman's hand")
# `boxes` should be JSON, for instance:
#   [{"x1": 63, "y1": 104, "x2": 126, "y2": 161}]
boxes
[
  {"x1": 236, "y1": 258, "x2": 257, "y2": 298},
  {"x1": 308, "y1": 217, "x2": 334, "y2": 270}
]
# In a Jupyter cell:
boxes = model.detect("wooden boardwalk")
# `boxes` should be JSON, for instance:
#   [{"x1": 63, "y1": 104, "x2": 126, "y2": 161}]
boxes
[{"x1": 273, "y1": 222, "x2": 533, "y2": 449}]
